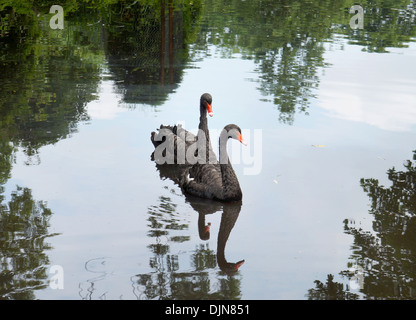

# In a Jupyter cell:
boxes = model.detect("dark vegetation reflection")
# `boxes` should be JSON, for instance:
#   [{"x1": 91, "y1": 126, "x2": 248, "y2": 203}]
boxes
[
  {"x1": 0, "y1": 0, "x2": 203, "y2": 299},
  {"x1": 307, "y1": 150, "x2": 416, "y2": 300},
  {"x1": 103, "y1": 0, "x2": 201, "y2": 106},
  {"x1": 0, "y1": 0, "x2": 202, "y2": 169},
  {"x1": 0, "y1": 4, "x2": 106, "y2": 298},
  {"x1": 0, "y1": 186, "x2": 57, "y2": 299}
]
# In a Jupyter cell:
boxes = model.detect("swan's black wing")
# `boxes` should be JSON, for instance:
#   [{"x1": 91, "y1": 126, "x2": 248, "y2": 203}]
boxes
[
  {"x1": 180, "y1": 164, "x2": 223, "y2": 200},
  {"x1": 151, "y1": 124, "x2": 218, "y2": 165},
  {"x1": 151, "y1": 124, "x2": 195, "y2": 150},
  {"x1": 151, "y1": 124, "x2": 196, "y2": 165}
]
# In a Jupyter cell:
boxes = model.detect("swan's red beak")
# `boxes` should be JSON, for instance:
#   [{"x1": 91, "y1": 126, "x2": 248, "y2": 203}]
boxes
[
  {"x1": 207, "y1": 102, "x2": 213, "y2": 117},
  {"x1": 238, "y1": 133, "x2": 247, "y2": 146},
  {"x1": 234, "y1": 260, "x2": 245, "y2": 271}
]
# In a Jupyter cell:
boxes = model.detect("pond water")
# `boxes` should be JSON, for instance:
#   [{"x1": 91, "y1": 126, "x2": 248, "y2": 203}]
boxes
[{"x1": 1, "y1": 0, "x2": 416, "y2": 300}]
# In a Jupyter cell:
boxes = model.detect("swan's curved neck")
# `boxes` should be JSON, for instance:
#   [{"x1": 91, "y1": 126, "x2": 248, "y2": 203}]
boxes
[
  {"x1": 198, "y1": 103, "x2": 208, "y2": 131},
  {"x1": 217, "y1": 204, "x2": 239, "y2": 255},
  {"x1": 217, "y1": 203, "x2": 243, "y2": 274},
  {"x1": 198, "y1": 103, "x2": 211, "y2": 162},
  {"x1": 219, "y1": 133, "x2": 242, "y2": 201}
]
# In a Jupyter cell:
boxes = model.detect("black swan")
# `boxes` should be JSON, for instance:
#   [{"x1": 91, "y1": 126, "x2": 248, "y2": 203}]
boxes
[
  {"x1": 151, "y1": 93, "x2": 216, "y2": 166},
  {"x1": 180, "y1": 124, "x2": 246, "y2": 202},
  {"x1": 187, "y1": 197, "x2": 244, "y2": 274}
]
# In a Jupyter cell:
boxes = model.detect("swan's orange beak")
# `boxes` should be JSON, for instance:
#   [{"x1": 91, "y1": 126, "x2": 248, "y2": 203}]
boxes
[
  {"x1": 234, "y1": 260, "x2": 245, "y2": 271},
  {"x1": 238, "y1": 133, "x2": 247, "y2": 146},
  {"x1": 207, "y1": 102, "x2": 213, "y2": 117}
]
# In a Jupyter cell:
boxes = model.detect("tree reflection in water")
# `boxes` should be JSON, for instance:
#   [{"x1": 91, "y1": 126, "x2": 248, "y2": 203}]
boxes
[
  {"x1": 307, "y1": 150, "x2": 416, "y2": 300},
  {"x1": 0, "y1": 186, "x2": 56, "y2": 300}
]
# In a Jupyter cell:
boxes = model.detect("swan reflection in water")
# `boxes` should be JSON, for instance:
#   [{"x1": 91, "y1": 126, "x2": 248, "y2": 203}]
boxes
[
  {"x1": 187, "y1": 196, "x2": 245, "y2": 276},
  {"x1": 138, "y1": 193, "x2": 245, "y2": 299},
  {"x1": 126, "y1": 156, "x2": 246, "y2": 299}
]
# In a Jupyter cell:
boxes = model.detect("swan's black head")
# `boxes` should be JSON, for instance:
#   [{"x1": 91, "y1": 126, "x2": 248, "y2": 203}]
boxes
[
  {"x1": 200, "y1": 93, "x2": 213, "y2": 117},
  {"x1": 222, "y1": 124, "x2": 247, "y2": 146},
  {"x1": 219, "y1": 259, "x2": 245, "y2": 276},
  {"x1": 199, "y1": 222, "x2": 211, "y2": 240}
]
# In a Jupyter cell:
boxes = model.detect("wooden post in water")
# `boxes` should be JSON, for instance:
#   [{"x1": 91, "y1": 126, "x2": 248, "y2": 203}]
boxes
[
  {"x1": 169, "y1": 0, "x2": 174, "y2": 84},
  {"x1": 160, "y1": 0, "x2": 165, "y2": 85}
]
